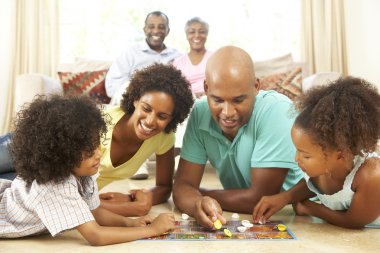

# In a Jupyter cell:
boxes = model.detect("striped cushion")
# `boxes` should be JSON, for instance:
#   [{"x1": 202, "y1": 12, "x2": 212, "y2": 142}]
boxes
[
  {"x1": 58, "y1": 69, "x2": 111, "y2": 104},
  {"x1": 259, "y1": 66, "x2": 302, "y2": 100}
]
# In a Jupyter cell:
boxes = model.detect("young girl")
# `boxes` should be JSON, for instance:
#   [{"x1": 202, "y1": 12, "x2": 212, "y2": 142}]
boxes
[
  {"x1": 0, "y1": 95, "x2": 175, "y2": 245},
  {"x1": 253, "y1": 77, "x2": 380, "y2": 229}
]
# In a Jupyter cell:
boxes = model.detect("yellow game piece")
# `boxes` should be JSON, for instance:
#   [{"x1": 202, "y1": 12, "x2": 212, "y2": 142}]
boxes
[
  {"x1": 277, "y1": 224, "x2": 287, "y2": 231},
  {"x1": 213, "y1": 219, "x2": 222, "y2": 229},
  {"x1": 224, "y1": 228, "x2": 232, "y2": 237}
]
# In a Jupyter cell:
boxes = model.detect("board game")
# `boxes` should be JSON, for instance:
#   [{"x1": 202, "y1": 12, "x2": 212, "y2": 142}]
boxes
[{"x1": 145, "y1": 220, "x2": 296, "y2": 241}]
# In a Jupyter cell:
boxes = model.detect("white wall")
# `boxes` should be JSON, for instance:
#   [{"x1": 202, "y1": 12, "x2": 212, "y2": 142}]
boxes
[{"x1": 345, "y1": 0, "x2": 380, "y2": 88}]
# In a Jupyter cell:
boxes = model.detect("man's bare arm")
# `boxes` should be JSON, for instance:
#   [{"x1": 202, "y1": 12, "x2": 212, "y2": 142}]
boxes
[{"x1": 172, "y1": 158, "x2": 205, "y2": 215}]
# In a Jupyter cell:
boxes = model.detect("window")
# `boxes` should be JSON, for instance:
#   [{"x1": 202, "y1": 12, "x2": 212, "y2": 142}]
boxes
[{"x1": 60, "y1": 0, "x2": 300, "y2": 62}]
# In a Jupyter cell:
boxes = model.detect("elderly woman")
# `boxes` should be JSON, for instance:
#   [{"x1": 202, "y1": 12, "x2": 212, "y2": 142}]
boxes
[{"x1": 173, "y1": 17, "x2": 213, "y2": 98}]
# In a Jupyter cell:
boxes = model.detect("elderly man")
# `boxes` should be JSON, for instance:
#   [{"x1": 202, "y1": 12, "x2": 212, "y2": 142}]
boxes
[
  {"x1": 105, "y1": 10, "x2": 181, "y2": 100},
  {"x1": 172, "y1": 46, "x2": 303, "y2": 228}
]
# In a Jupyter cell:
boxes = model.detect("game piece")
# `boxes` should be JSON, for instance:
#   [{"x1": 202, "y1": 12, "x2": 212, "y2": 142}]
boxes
[
  {"x1": 237, "y1": 226, "x2": 247, "y2": 232},
  {"x1": 181, "y1": 213, "x2": 189, "y2": 220},
  {"x1": 241, "y1": 220, "x2": 253, "y2": 228},
  {"x1": 276, "y1": 224, "x2": 287, "y2": 231},
  {"x1": 224, "y1": 228, "x2": 232, "y2": 237},
  {"x1": 231, "y1": 213, "x2": 240, "y2": 220},
  {"x1": 214, "y1": 219, "x2": 222, "y2": 229}
]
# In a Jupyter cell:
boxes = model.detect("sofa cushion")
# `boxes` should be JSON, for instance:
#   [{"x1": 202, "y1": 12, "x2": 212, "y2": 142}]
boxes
[
  {"x1": 259, "y1": 66, "x2": 302, "y2": 100},
  {"x1": 254, "y1": 53, "x2": 294, "y2": 77},
  {"x1": 58, "y1": 69, "x2": 111, "y2": 104}
]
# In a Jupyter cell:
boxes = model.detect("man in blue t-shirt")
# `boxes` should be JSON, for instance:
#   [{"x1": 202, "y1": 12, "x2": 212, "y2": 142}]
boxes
[{"x1": 172, "y1": 46, "x2": 303, "y2": 229}]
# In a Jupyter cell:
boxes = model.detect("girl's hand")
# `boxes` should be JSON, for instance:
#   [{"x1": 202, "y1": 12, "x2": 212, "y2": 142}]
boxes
[
  {"x1": 126, "y1": 215, "x2": 153, "y2": 227},
  {"x1": 252, "y1": 194, "x2": 288, "y2": 224},
  {"x1": 150, "y1": 213, "x2": 175, "y2": 235},
  {"x1": 292, "y1": 200, "x2": 313, "y2": 216}
]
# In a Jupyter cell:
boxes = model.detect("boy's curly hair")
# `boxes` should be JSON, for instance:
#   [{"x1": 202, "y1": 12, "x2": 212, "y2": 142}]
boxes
[
  {"x1": 11, "y1": 95, "x2": 107, "y2": 186},
  {"x1": 294, "y1": 76, "x2": 380, "y2": 156},
  {"x1": 120, "y1": 63, "x2": 194, "y2": 133}
]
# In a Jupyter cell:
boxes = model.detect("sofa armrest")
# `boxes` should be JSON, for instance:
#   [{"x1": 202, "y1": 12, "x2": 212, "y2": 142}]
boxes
[{"x1": 14, "y1": 74, "x2": 62, "y2": 113}]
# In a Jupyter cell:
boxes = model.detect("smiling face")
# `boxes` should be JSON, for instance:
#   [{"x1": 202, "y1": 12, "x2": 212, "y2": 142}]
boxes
[
  {"x1": 291, "y1": 124, "x2": 342, "y2": 177},
  {"x1": 205, "y1": 46, "x2": 258, "y2": 141},
  {"x1": 73, "y1": 148, "x2": 101, "y2": 177},
  {"x1": 205, "y1": 75, "x2": 257, "y2": 141},
  {"x1": 132, "y1": 91, "x2": 174, "y2": 140},
  {"x1": 186, "y1": 22, "x2": 208, "y2": 52},
  {"x1": 143, "y1": 14, "x2": 169, "y2": 52}
]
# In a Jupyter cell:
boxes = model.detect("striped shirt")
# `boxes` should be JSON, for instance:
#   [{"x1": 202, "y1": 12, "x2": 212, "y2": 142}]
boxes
[{"x1": 0, "y1": 174, "x2": 100, "y2": 238}]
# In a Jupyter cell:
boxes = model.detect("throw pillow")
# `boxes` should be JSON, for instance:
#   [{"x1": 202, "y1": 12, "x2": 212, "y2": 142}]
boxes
[
  {"x1": 259, "y1": 66, "x2": 302, "y2": 100},
  {"x1": 58, "y1": 69, "x2": 111, "y2": 104}
]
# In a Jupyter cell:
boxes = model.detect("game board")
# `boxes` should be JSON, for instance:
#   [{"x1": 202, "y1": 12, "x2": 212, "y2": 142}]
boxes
[{"x1": 145, "y1": 220, "x2": 296, "y2": 241}]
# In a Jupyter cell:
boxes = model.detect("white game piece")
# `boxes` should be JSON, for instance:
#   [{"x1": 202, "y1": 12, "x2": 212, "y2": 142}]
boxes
[
  {"x1": 181, "y1": 213, "x2": 189, "y2": 220},
  {"x1": 241, "y1": 220, "x2": 253, "y2": 228},
  {"x1": 244, "y1": 223, "x2": 253, "y2": 228},
  {"x1": 231, "y1": 213, "x2": 240, "y2": 220},
  {"x1": 241, "y1": 219, "x2": 250, "y2": 226},
  {"x1": 237, "y1": 226, "x2": 247, "y2": 233}
]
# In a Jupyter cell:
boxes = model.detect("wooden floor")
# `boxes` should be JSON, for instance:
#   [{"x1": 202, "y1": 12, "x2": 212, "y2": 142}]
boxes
[{"x1": 2, "y1": 163, "x2": 380, "y2": 253}]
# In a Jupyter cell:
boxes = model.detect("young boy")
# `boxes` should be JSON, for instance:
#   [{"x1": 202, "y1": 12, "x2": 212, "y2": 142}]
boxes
[{"x1": 0, "y1": 95, "x2": 175, "y2": 245}]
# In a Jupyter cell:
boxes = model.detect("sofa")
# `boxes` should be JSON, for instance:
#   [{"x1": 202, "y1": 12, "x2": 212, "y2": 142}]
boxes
[{"x1": 13, "y1": 54, "x2": 341, "y2": 113}]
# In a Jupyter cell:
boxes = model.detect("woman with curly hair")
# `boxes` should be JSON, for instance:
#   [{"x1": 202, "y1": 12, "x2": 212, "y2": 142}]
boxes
[
  {"x1": 0, "y1": 95, "x2": 175, "y2": 245},
  {"x1": 253, "y1": 76, "x2": 380, "y2": 228},
  {"x1": 98, "y1": 63, "x2": 194, "y2": 216}
]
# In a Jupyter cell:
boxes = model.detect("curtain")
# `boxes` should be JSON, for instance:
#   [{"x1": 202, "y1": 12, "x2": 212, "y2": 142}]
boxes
[
  {"x1": 0, "y1": 0, "x2": 59, "y2": 134},
  {"x1": 301, "y1": 0, "x2": 348, "y2": 76}
]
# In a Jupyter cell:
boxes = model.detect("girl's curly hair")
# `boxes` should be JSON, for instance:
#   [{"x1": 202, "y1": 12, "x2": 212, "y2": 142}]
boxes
[
  {"x1": 294, "y1": 76, "x2": 380, "y2": 156},
  {"x1": 10, "y1": 95, "x2": 107, "y2": 186},
  {"x1": 120, "y1": 63, "x2": 194, "y2": 133}
]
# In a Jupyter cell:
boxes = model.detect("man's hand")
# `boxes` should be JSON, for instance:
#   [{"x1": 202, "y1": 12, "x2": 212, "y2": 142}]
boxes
[{"x1": 193, "y1": 196, "x2": 226, "y2": 229}]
